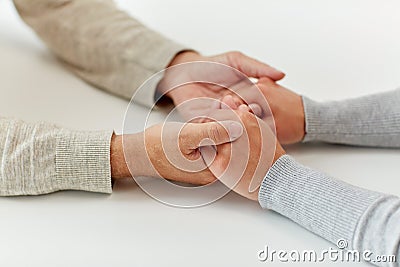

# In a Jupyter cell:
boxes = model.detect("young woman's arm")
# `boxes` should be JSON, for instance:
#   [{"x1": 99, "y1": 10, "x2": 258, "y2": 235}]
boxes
[
  {"x1": 253, "y1": 78, "x2": 400, "y2": 147},
  {"x1": 302, "y1": 88, "x2": 400, "y2": 147},
  {"x1": 207, "y1": 110, "x2": 400, "y2": 267},
  {"x1": 259, "y1": 155, "x2": 400, "y2": 267}
]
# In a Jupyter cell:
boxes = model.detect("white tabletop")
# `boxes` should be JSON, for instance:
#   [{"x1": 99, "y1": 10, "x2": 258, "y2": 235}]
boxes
[{"x1": 1, "y1": 0, "x2": 399, "y2": 266}]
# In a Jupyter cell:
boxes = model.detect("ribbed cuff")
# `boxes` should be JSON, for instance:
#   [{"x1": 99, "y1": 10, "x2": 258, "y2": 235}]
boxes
[
  {"x1": 301, "y1": 93, "x2": 400, "y2": 147},
  {"x1": 302, "y1": 96, "x2": 327, "y2": 142},
  {"x1": 258, "y1": 155, "x2": 383, "y2": 248},
  {"x1": 302, "y1": 95, "x2": 346, "y2": 143},
  {"x1": 54, "y1": 130, "x2": 113, "y2": 194}
]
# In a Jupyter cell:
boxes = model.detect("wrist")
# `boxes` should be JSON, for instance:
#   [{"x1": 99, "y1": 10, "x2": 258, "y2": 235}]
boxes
[
  {"x1": 112, "y1": 133, "x2": 158, "y2": 179},
  {"x1": 168, "y1": 50, "x2": 201, "y2": 67},
  {"x1": 156, "y1": 51, "x2": 201, "y2": 104},
  {"x1": 297, "y1": 96, "x2": 306, "y2": 142},
  {"x1": 110, "y1": 134, "x2": 131, "y2": 179},
  {"x1": 273, "y1": 143, "x2": 286, "y2": 164}
]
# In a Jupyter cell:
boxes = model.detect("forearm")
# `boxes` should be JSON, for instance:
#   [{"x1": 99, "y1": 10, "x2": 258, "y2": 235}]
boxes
[
  {"x1": 13, "y1": 0, "x2": 186, "y2": 106},
  {"x1": 303, "y1": 88, "x2": 400, "y2": 147},
  {"x1": 0, "y1": 117, "x2": 112, "y2": 195},
  {"x1": 259, "y1": 155, "x2": 400, "y2": 266}
]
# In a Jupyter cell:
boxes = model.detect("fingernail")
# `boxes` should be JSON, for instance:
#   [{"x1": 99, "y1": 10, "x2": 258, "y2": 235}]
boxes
[
  {"x1": 227, "y1": 121, "x2": 243, "y2": 141},
  {"x1": 271, "y1": 66, "x2": 284, "y2": 73},
  {"x1": 238, "y1": 104, "x2": 249, "y2": 112}
]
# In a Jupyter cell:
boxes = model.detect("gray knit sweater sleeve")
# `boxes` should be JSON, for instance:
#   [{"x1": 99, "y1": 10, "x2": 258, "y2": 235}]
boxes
[
  {"x1": 0, "y1": 117, "x2": 113, "y2": 195},
  {"x1": 259, "y1": 155, "x2": 400, "y2": 267},
  {"x1": 302, "y1": 88, "x2": 400, "y2": 147},
  {"x1": 258, "y1": 90, "x2": 400, "y2": 265}
]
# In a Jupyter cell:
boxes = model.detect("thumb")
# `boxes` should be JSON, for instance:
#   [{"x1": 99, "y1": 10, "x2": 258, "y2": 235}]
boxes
[{"x1": 184, "y1": 120, "x2": 243, "y2": 148}]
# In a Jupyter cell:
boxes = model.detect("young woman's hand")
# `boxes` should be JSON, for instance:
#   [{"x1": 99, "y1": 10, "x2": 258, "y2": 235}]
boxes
[
  {"x1": 201, "y1": 108, "x2": 286, "y2": 201},
  {"x1": 256, "y1": 78, "x2": 305, "y2": 144},
  {"x1": 220, "y1": 77, "x2": 305, "y2": 145}
]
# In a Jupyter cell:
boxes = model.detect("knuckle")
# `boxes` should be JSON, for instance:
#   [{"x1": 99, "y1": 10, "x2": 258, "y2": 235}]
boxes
[
  {"x1": 207, "y1": 124, "x2": 223, "y2": 142},
  {"x1": 229, "y1": 50, "x2": 243, "y2": 58},
  {"x1": 179, "y1": 127, "x2": 192, "y2": 145},
  {"x1": 227, "y1": 51, "x2": 243, "y2": 65},
  {"x1": 179, "y1": 128, "x2": 188, "y2": 141}
]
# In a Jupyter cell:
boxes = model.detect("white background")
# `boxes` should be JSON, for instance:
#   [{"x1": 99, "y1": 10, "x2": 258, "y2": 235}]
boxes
[{"x1": 1, "y1": 0, "x2": 400, "y2": 266}]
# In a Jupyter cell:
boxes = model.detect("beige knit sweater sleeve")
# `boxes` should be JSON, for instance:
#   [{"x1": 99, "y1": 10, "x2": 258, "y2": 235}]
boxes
[
  {"x1": 13, "y1": 0, "x2": 186, "y2": 106},
  {"x1": 1, "y1": 0, "x2": 186, "y2": 195},
  {"x1": 0, "y1": 117, "x2": 113, "y2": 195}
]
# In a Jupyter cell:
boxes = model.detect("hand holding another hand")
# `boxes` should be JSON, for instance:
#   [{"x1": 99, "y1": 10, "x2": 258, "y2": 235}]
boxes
[
  {"x1": 220, "y1": 77, "x2": 306, "y2": 145},
  {"x1": 201, "y1": 108, "x2": 286, "y2": 201},
  {"x1": 110, "y1": 120, "x2": 243, "y2": 185},
  {"x1": 114, "y1": 51, "x2": 298, "y2": 200},
  {"x1": 112, "y1": 106, "x2": 286, "y2": 202},
  {"x1": 256, "y1": 78, "x2": 305, "y2": 144},
  {"x1": 157, "y1": 51, "x2": 285, "y2": 120}
]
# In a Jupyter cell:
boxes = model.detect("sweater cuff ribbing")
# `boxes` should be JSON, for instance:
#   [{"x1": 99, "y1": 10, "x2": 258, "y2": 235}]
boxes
[
  {"x1": 302, "y1": 96, "x2": 326, "y2": 142},
  {"x1": 258, "y1": 155, "x2": 383, "y2": 249},
  {"x1": 301, "y1": 91, "x2": 400, "y2": 147},
  {"x1": 55, "y1": 130, "x2": 113, "y2": 194}
]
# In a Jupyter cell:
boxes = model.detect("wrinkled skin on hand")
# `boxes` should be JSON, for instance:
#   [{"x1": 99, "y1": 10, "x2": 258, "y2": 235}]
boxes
[
  {"x1": 118, "y1": 120, "x2": 243, "y2": 185},
  {"x1": 158, "y1": 51, "x2": 285, "y2": 121}
]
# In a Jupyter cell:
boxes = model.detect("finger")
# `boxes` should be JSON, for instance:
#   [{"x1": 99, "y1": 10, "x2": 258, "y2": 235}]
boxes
[
  {"x1": 238, "y1": 104, "x2": 251, "y2": 112},
  {"x1": 228, "y1": 52, "x2": 285, "y2": 81},
  {"x1": 199, "y1": 146, "x2": 216, "y2": 169},
  {"x1": 248, "y1": 103, "x2": 263, "y2": 117},
  {"x1": 221, "y1": 95, "x2": 238, "y2": 110},
  {"x1": 231, "y1": 94, "x2": 245, "y2": 107},
  {"x1": 199, "y1": 145, "x2": 216, "y2": 168},
  {"x1": 201, "y1": 143, "x2": 231, "y2": 180},
  {"x1": 183, "y1": 120, "x2": 243, "y2": 148},
  {"x1": 257, "y1": 77, "x2": 277, "y2": 88}
]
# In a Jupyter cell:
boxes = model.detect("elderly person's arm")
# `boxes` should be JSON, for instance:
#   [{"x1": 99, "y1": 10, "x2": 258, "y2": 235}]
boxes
[{"x1": 13, "y1": 0, "x2": 186, "y2": 106}]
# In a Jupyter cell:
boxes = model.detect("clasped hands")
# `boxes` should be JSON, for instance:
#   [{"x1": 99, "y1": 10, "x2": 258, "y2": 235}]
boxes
[{"x1": 111, "y1": 51, "x2": 306, "y2": 201}]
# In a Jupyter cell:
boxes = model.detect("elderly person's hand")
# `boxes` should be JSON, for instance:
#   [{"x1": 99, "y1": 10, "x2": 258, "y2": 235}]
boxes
[
  {"x1": 110, "y1": 120, "x2": 243, "y2": 185},
  {"x1": 157, "y1": 51, "x2": 285, "y2": 121}
]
